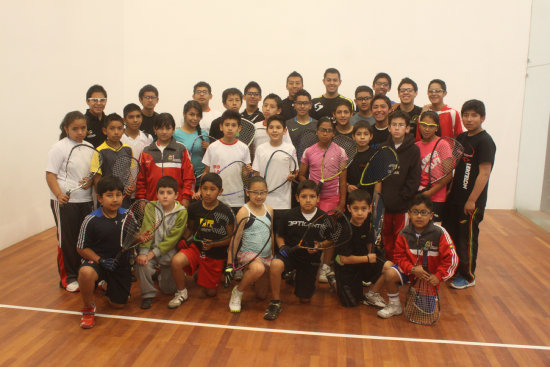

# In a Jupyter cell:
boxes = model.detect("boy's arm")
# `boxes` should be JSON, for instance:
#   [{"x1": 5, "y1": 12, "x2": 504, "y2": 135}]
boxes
[
  {"x1": 77, "y1": 247, "x2": 101, "y2": 263},
  {"x1": 464, "y1": 162, "x2": 492, "y2": 215},
  {"x1": 434, "y1": 229, "x2": 458, "y2": 281},
  {"x1": 154, "y1": 209, "x2": 188, "y2": 256}
]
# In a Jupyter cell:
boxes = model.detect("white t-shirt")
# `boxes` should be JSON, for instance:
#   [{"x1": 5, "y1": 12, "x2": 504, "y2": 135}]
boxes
[
  {"x1": 252, "y1": 120, "x2": 293, "y2": 151},
  {"x1": 46, "y1": 138, "x2": 94, "y2": 203},
  {"x1": 252, "y1": 142, "x2": 297, "y2": 209},
  {"x1": 203, "y1": 139, "x2": 251, "y2": 207},
  {"x1": 121, "y1": 131, "x2": 153, "y2": 160},
  {"x1": 200, "y1": 108, "x2": 221, "y2": 135}
]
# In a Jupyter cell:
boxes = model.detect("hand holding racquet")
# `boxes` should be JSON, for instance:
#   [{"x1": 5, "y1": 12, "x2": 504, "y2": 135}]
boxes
[
  {"x1": 64, "y1": 143, "x2": 103, "y2": 196},
  {"x1": 359, "y1": 146, "x2": 399, "y2": 186}
]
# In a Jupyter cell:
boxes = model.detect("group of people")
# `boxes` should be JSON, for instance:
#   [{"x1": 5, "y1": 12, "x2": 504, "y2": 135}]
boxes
[{"x1": 45, "y1": 68, "x2": 496, "y2": 329}]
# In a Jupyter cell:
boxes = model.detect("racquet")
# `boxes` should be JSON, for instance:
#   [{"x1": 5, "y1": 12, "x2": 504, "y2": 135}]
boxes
[
  {"x1": 296, "y1": 129, "x2": 319, "y2": 163},
  {"x1": 296, "y1": 209, "x2": 352, "y2": 251},
  {"x1": 318, "y1": 135, "x2": 357, "y2": 190},
  {"x1": 117, "y1": 199, "x2": 164, "y2": 259},
  {"x1": 112, "y1": 154, "x2": 140, "y2": 197},
  {"x1": 422, "y1": 137, "x2": 464, "y2": 191},
  {"x1": 238, "y1": 118, "x2": 256, "y2": 147},
  {"x1": 371, "y1": 192, "x2": 385, "y2": 249},
  {"x1": 190, "y1": 134, "x2": 216, "y2": 179},
  {"x1": 228, "y1": 215, "x2": 272, "y2": 273},
  {"x1": 359, "y1": 146, "x2": 399, "y2": 186},
  {"x1": 404, "y1": 241, "x2": 440, "y2": 325},
  {"x1": 218, "y1": 160, "x2": 253, "y2": 196},
  {"x1": 264, "y1": 150, "x2": 298, "y2": 193},
  {"x1": 191, "y1": 201, "x2": 237, "y2": 258},
  {"x1": 64, "y1": 143, "x2": 103, "y2": 196}
]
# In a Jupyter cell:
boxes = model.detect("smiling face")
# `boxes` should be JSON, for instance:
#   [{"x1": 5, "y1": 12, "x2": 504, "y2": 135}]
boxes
[
  {"x1": 398, "y1": 83, "x2": 417, "y2": 105},
  {"x1": 427, "y1": 82, "x2": 447, "y2": 106},
  {"x1": 323, "y1": 72, "x2": 341, "y2": 95},
  {"x1": 267, "y1": 119, "x2": 285, "y2": 143},
  {"x1": 373, "y1": 77, "x2": 390, "y2": 95},
  {"x1": 333, "y1": 104, "x2": 352, "y2": 127},
  {"x1": 246, "y1": 180, "x2": 268, "y2": 206},
  {"x1": 86, "y1": 92, "x2": 107, "y2": 117},
  {"x1": 184, "y1": 107, "x2": 202, "y2": 129},
  {"x1": 286, "y1": 76, "x2": 303, "y2": 98},
  {"x1": 371, "y1": 98, "x2": 390, "y2": 125},
  {"x1": 294, "y1": 95, "x2": 312, "y2": 117}
]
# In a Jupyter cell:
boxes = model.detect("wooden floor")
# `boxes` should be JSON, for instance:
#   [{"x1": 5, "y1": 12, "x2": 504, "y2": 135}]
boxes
[{"x1": 0, "y1": 210, "x2": 549, "y2": 367}]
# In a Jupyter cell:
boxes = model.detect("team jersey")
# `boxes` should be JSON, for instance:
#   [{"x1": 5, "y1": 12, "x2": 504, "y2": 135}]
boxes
[
  {"x1": 240, "y1": 203, "x2": 272, "y2": 258},
  {"x1": 141, "y1": 112, "x2": 158, "y2": 138},
  {"x1": 447, "y1": 130, "x2": 496, "y2": 208},
  {"x1": 202, "y1": 139, "x2": 251, "y2": 207},
  {"x1": 302, "y1": 142, "x2": 348, "y2": 198},
  {"x1": 174, "y1": 128, "x2": 209, "y2": 178},
  {"x1": 415, "y1": 105, "x2": 463, "y2": 140},
  {"x1": 252, "y1": 141, "x2": 297, "y2": 209},
  {"x1": 285, "y1": 117, "x2": 318, "y2": 160},
  {"x1": 96, "y1": 142, "x2": 133, "y2": 177},
  {"x1": 84, "y1": 109, "x2": 106, "y2": 148},
  {"x1": 310, "y1": 95, "x2": 355, "y2": 121},
  {"x1": 77, "y1": 207, "x2": 127, "y2": 259},
  {"x1": 277, "y1": 207, "x2": 326, "y2": 259},
  {"x1": 188, "y1": 200, "x2": 234, "y2": 260},
  {"x1": 200, "y1": 108, "x2": 221, "y2": 134},
  {"x1": 241, "y1": 108, "x2": 264, "y2": 123},
  {"x1": 371, "y1": 125, "x2": 390, "y2": 149},
  {"x1": 121, "y1": 131, "x2": 153, "y2": 160},
  {"x1": 46, "y1": 138, "x2": 94, "y2": 203}
]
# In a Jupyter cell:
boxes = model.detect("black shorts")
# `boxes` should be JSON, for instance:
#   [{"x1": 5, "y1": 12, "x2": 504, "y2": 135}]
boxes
[
  {"x1": 335, "y1": 261, "x2": 384, "y2": 307},
  {"x1": 432, "y1": 202, "x2": 445, "y2": 222},
  {"x1": 274, "y1": 251, "x2": 320, "y2": 299},
  {"x1": 81, "y1": 260, "x2": 131, "y2": 304}
]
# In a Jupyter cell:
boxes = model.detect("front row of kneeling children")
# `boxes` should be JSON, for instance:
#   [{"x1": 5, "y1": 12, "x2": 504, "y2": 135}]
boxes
[{"x1": 77, "y1": 172, "x2": 457, "y2": 329}]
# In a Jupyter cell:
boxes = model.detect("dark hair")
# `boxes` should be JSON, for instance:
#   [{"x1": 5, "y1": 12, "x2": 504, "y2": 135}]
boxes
[
  {"x1": 398, "y1": 77, "x2": 418, "y2": 92},
  {"x1": 388, "y1": 110, "x2": 410, "y2": 126},
  {"x1": 193, "y1": 81, "x2": 212, "y2": 94},
  {"x1": 247, "y1": 175, "x2": 267, "y2": 189},
  {"x1": 156, "y1": 175, "x2": 178, "y2": 193},
  {"x1": 222, "y1": 88, "x2": 243, "y2": 104},
  {"x1": 410, "y1": 194, "x2": 434, "y2": 211},
  {"x1": 139, "y1": 84, "x2": 159, "y2": 99},
  {"x1": 221, "y1": 110, "x2": 241, "y2": 126},
  {"x1": 266, "y1": 114, "x2": 286, "y2": 129},
  {"x1": 297, "y1": 179, "x2": 319, "y2": 196},
  {"x1": 371, "y1": 94, "x2": 391, "y2": 109},
  {"x1": 334, "y1": 99, "x2": 353, "y2": 113},
  {"x1": 324, "y1": 67, "x2": 341, "y2": 79},
  {"x1": 104, "y1": 113, "x2": 124, "y2": 128},
  {"x1": 59, "y1": 111, "x2": 86, "y2": 139},
  {"x1": 461, "y1": 99, "x2": 486, "y2": 118},
  {"x1": 294, "y1": 89, "x2": 311, "y2": 101},
  {"x1": 352, "y1": 120, "x2": 374, "y2": 135},
  {"x1": 419, "y1": 110, "x2": 440, "y2": 125},
  {"x1": 97, "y1": 175, "x2": 124, "y2": 196},
  {"x1": 287, "y1": 71, "x2": 303, "y2": 83},
  {"x1": 317, "y1": 116, "x2": 335, "y2": 130},
  {"x1": 347, "y1": 189, "x2": 372, "y2": 205},
  {"x1": 201, "y1": 172, "x2": 222, "y2": 189},
  {"x1": 355, "y1": 85, "x2": 374, "y2": 97},
  {"x1": 429, "y1": 79, "x2": 447, "y2": 92},
  {"x1": 123, "y1": 103, "x2": 142, "y2": 118},
  {"x1": 373, "y1": 73, "x2": 392, "y2": 88},
  {"x1": 86, "y1": 84, "x2": 107, "y2": 99},
  {"x1": 244, "y1": 81, "x2": 262, "y2": 95},
  {"x1": 264, "y1": 93, "x2": 283, "y2": 110},
  {"x1": 154, "y1": 112, "x2": 176, "y2": 130}
]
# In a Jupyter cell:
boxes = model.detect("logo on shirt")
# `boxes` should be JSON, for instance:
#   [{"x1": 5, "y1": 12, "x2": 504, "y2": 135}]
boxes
[{"x1": 168, "y1": 154, "x2": 175, "y2": 161}]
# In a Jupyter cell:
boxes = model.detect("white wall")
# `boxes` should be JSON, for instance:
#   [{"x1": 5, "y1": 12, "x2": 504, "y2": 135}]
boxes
[
  {"x1": 516, "y1": 0, "x2": 550, "y2": 211},
  {"x1": 0, "y1": 0, "x2": 532, "y2": 249}
]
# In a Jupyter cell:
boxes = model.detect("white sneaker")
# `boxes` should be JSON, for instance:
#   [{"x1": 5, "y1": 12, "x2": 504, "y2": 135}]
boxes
[
  {"x1": 363, "y1": 292, "x2": 387, "y2": 308},
  {"x1": 168, "y1": 289, "x2": 188, "y2": 309},
  {"x1": 377, "y1": 302, "x2": 402, "y2": 319},
  {"x1": 66, "y1": 281, "x2": 79, "y2": 293},
  {"x1": 319, "y1": 264, "x2": 331, "y2": 283},
  {"x1": 229, "y1": 286, "x2": 243, "y2": 313}
]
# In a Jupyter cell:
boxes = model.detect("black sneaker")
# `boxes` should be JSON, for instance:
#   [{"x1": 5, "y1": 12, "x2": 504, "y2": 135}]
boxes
[
  {"x1": 264, "y1": 300, "x2": 282, "y2": 321},
  {"x1": 141, "y1": 298, "x2": 153, "y2": 309}
]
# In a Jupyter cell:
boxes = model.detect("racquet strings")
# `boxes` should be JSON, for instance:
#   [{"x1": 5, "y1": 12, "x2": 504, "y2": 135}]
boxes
[{"x1": 359, "y1": 146, "x2": 399, "y2": 186}]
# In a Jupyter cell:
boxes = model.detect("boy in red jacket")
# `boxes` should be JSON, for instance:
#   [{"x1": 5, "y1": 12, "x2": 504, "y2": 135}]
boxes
[{"x1": 376, "y1": 195, "x2": 458, "y2": 319}]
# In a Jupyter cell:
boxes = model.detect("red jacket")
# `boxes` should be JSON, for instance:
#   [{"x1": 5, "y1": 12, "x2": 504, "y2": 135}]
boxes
[
  {"x1": 416, "y1": 105, "x2": 463, "y2": 141},
  {"x1": 136, "y1": 139, "x2": 195, "y2": 202},
  {"x1": 394, "y1": 222, "x2": 458, "y2": 283}
]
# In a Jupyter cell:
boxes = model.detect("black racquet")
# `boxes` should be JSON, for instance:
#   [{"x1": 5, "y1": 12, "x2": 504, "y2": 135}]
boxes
[
  {"x1": 371, "y1": 192, "x2": 385, "y2": 249},
  {"x1": 117, "y1": 199, "x2": 164, "y2": 259},
  {"x1": 359, "y1": 146, "x2": 399, "y2": 186},
  {"x1": 64, "y1": 143, "x2": 102, "y2": 196},
  {"x1": 296, "y1": 209, "x2": 352, "y2": 251},
  {"x1": 228, "y1": 215, "x2": 272, "y2": 273},
  {"x1": 296, "y1": 129, "x2": 319, "y2": 163},
  {"x1": 238, "y1": 118, "x2": 256, "y2": 147},
  {"x1": 422, "y1": 137, "x2": 464, "y2": 191},
  {"x1": 112, "y1": 154, "x2": 140, "y2": 197},
  {"x1": 218, "y1": 160, "x2": 253, "y2": 196},
  {"x1": 263, "y1": 150, "x2": 298, "y2": 193},
  {"x1": 191, "y1": 201, "x2": 237, "y2": 258},
  {"x1": 404, "y1": 241, "x2": 440, "y2": 325}
]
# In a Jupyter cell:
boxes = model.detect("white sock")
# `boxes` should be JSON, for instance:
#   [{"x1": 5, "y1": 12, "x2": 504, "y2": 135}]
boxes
[{"x1": 388, "y1": 292, "x2": 400, "y2": 304}]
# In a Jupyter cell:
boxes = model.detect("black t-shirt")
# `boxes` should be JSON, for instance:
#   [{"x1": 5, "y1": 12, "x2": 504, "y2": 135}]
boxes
[
  {"x1": 78, "y1": 208, "x2": 126, "y2": 260},
  {"x1": 371, "y1": 126, "x2": 390, "y2": 149},
  {"x1": 188, "y1": 200, "x2": 235, "y2": 259},
  {"x1": 336, "y1": 220, "x2": 371, "y2": 257},
  {"x1": 448, "y1": 130, "x2": 496, "y2": 208},
  {"x1": 281, "y1": 97, "x2": 297, "y2": 121},
  {"x1": 141, "y1": 112, "x2": 158, "y2": 139},
  {"x1": 397, "y1": 105, "x2": 422, "y2": 139},
  {"x1": 277, "y1": 207, "x2": 326, "y2": 258},
  {"x1": 310, "y1": 95, "x2": 354, "y2": 121},
  {"x1": 209, "y1": 116, "x2": 224, "y2": 140},
  {"x1": 84, "y1": 109, "x2": 106, "y2": 148},
  {"x1": 285, "y1": 117, "x2": 318, "y2": 161},
  {"x1": 347, "y1": 148, "x2": 378, "y2": 197},
  {"x1": 241, "y1": 109, "x2": 264, "y2": 123}
]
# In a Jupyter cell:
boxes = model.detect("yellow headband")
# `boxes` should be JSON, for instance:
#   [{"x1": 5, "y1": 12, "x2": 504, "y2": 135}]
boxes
[{"x1": 419, "y1": 121, "x2": 438, "y2": 127}]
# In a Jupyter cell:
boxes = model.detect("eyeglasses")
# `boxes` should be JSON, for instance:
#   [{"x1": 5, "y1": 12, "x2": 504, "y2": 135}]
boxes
[
  {"x1": 319, "y1": 128, "x2": 334, "y2": 133},
  {"x1": 87, "y1": 98, "x2": 107, "y2": 103},
  {"x1": 246, "y1": 92, "x2": 261, "y2": 97},
  {"x1": 399, "y1": 88, "x2": 415, "y2": 93},
  {"x1": 194, "y1": 90, "x2": 210, "y2": 95},
  {"x1": 356, "y1": 96, "x2": 372, "y2": 102},
  {"x1": 294, "y1": 101, "x2": 311, "y2": 106},
  {"x1": 409, "y1": 209, "x2": 432, "y2": 217},
  {"x1": 428, "y1": 89, "x2": 444, "y2": 94},
  {"x1": 142, "y1": 96, "x2": 158, "y2": 100},
  {"x1": 248, "y1": 190, "x2": 268, "y2": 196},
  {"x1": 375, "y1": 81, "x2": 389, "y2": 87}
]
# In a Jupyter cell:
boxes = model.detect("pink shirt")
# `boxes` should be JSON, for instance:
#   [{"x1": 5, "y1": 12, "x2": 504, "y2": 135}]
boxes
[
  {"x1": 416, "y1": 139, "x2": 448, "y2": 203},
  {"x1": 302, "y1": 142, "x2": 348, "y2": 198}
]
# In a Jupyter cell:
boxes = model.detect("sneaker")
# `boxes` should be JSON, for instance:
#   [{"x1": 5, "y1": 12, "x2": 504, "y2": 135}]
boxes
[
  {"x1": 362, "y1": 280, "x2": 372, "y2": 287},
  {"x1": 97, "y1": 280, "x2": 107, "y2": 292},
  {"x1": 80, "y1": 304, "x2": 96, "y2": 329},
  {"x1": 326, "y1": 271, "x2": 336, "y2": 291},
  {"x1": 282, "y1": 270, "x2": 296, "y2": 285},
  {"x1": 168, "y1": 289, "x2": 188, "y2": 309},
  {"x1": 264, "y1": 300, "x2": 282, "y2": 321},
  {"x1": 363, "y1": 292, "x2": 387, "y2": 308},
  {"x1": 450, "y1": 276, "x2": 476, "y2": 289},
  {"x1": 229, "y1": 286, "x2": 243, "y2": 313},
  {"x1": 318, "y1": 264, "x2": 331, "y2": 283},
  {"x1": 234, "y1": 269, "x2": 244, "y2": 281},
  {"x1": 141, "y1": 298, "x2": 153, "y2": 309},
  {"x1": 377, "y1": 302, "x2": 402, "y2": 319},
  {"x1": 66, "y1": 281, "x2": 80, "y2": 293}
]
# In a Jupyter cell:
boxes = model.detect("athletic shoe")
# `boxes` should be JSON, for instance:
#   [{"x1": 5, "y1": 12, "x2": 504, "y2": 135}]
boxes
[
  {"x1": 450, "y1": 276, "x2": 476, "y2": 289},
  {"x1": 264, "y1": 300, "x2": 282, "y2": 321},
  {"x1": 282, "y1": 270, "x2": 296, "y2": 285},
  {"x1": 362, "y1": 280, "x2": 372, "y2": 287},
  {"x1": 327, "y1": 271, "x2": 336, "y2": 291},
  {"x1": 234, "y1": 269, "x2": 244, "y2": 281},
  {"x1": 168, "y1": 289, "x2": 188, "y2": 309},
  {"x1": 377, "y1": 302, "x2": 402, "y2": 319},
  {"x1": 319, "y1": 264, "x2": 331, "y2": 283},
  {"x1": 141, "y1": 298, "x2": 153, "y2": 309},
  {"x1": 97, "y1": 280, "x2": 107, "y2": 292},
  {"x1": 80, "y1": 304, "x2": 96, "y2": 329},
  {"x1": 229, "y1": 286, "x2": 243, "y2": 313},
  {"x1": 363, "y1": 292, "x2": 387, "y2": 308},
  {"x1": 66, "y1": 281, "x2": 80, "y2": 293}
]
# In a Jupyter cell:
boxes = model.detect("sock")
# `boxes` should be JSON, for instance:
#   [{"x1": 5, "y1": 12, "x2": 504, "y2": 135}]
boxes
[
  {"x1": 366, "y1": 291, "x2": 375, "y2": 297},
  {"x1": 388, "y1": 292, "x2": 400, "y2": 304},
  {"x1": 235, "y1": 286, "x2": 244, "y2": 294}
]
